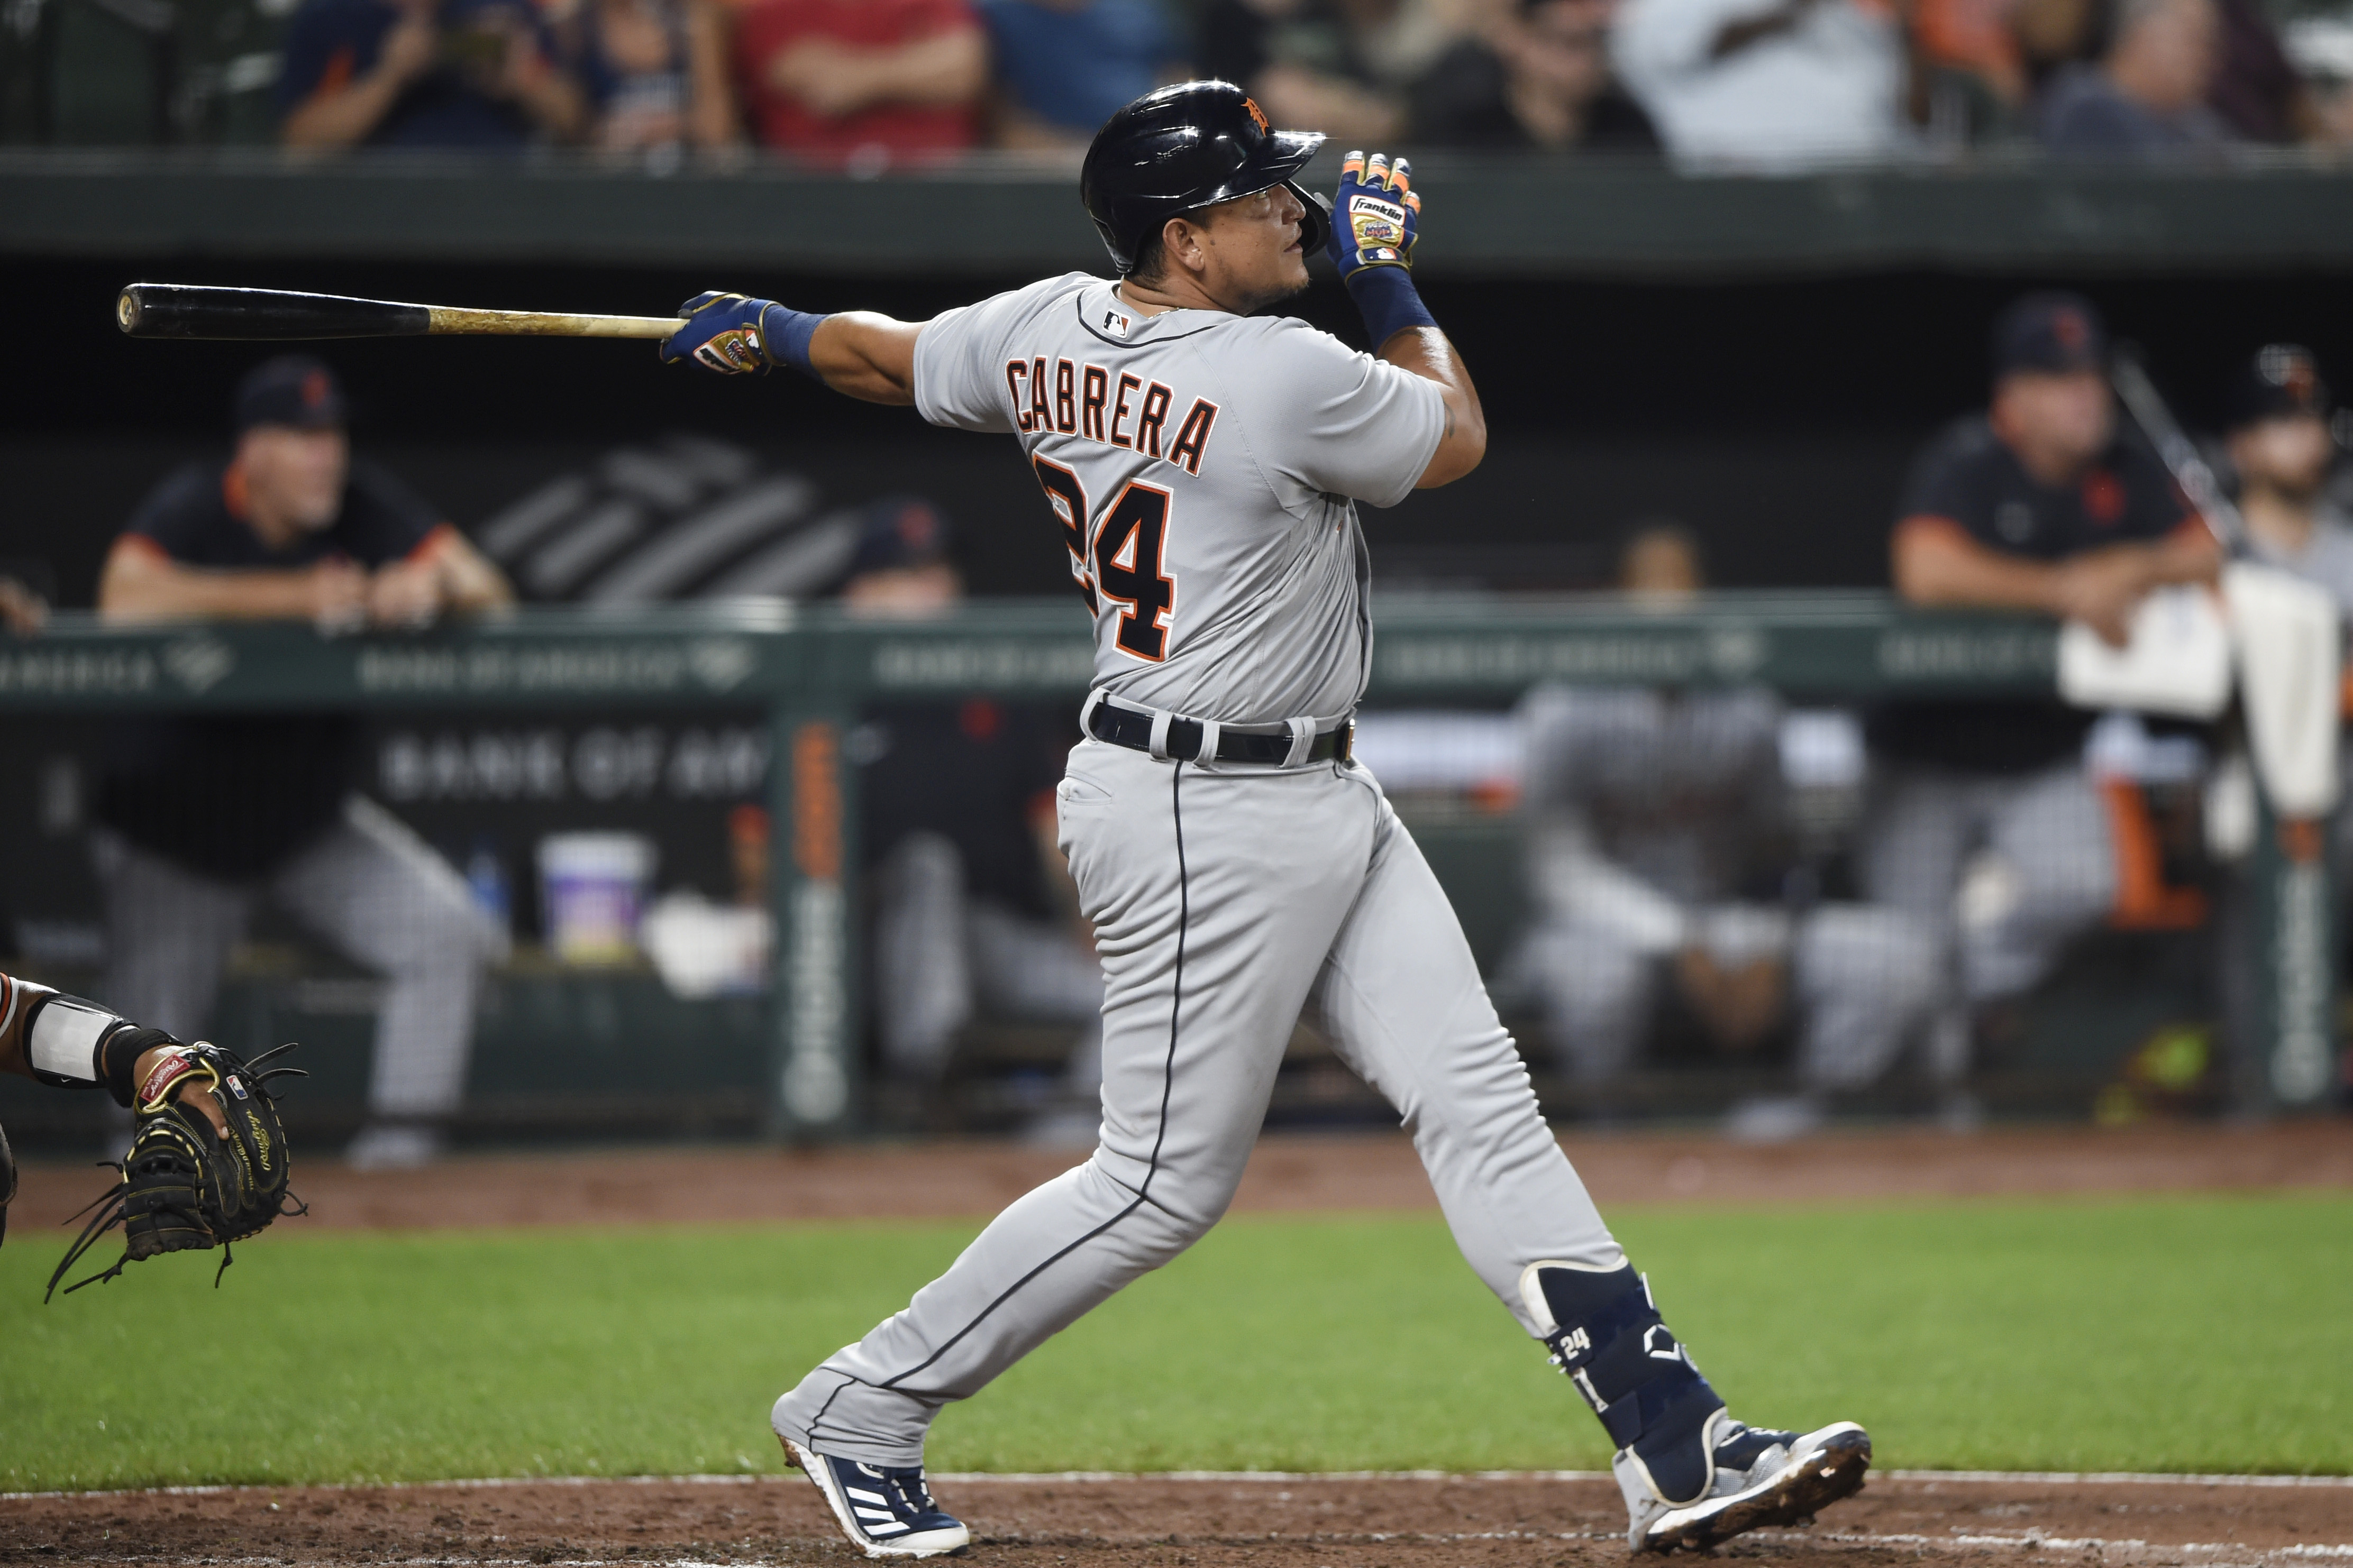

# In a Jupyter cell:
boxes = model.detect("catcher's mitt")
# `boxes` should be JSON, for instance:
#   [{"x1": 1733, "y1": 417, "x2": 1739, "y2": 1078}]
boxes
[
  {"x1": 48, "y1": 1041, "x2": 305, "y2": 1299},
  {"x1": 1, "y1": 1118, "x2": 16, "y2": 1248}
]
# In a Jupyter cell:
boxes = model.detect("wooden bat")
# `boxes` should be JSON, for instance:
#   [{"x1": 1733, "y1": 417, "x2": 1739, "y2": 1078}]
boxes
[{"x1": 116, "y1": 283, "x2": 687, "y2": 342}]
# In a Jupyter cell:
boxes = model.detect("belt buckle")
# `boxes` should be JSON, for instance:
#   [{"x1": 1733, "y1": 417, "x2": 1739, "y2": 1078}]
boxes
[{"x1": 1335, "y1": 719, "x2": 1355, "y2": 764}]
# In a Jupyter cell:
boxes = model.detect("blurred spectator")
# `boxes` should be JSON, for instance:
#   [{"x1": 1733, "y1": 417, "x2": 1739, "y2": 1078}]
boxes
[
  {"x1": 2205, "y1": 0, "x2": 2309, "y2": 143},
  {"x1": 844, "y1": 500, "x2": 1103, "y2": 1139},
  {"x1": 561, "y1": 0, "x2": 742, "y2": 152},
  {"x1": 1908, "y1": 0, "x2": 2030, "y2": 135},
  {"x1": 735, "y1": 0, "x2": 986, "y2": 164},
  {"x1": 1610, "y1": 0, "x2": 1911, "y2": 168},
  {"x1": 2228, "y1": 345, "x2": 2350, "y2": 609},
  {"x1": 2037, "y1": 0, "x2": 2232, "y2": 157},
  {"x1": 1507, "y1": 526, "x2": 1941, "y2": 1136},
  {"x1": 279, "y1": 0, "x2": 588, "y2": 150},
  {"x1": 93, "y1": 357, "x2": 515, "y2": 1169},
  {"x1": 1866, "y1": 295, "x2": 2219, "y2": 1013},
  {"x1": 1198, "y1": 0, "x2": 1464, "y2": 147},
  {"x1": 2011, "y1": 0, "x2": 2105, "y2": 89},
  {"x1": 980, "y1": 0, "x2": 1185, "y2": 150},
  {"x1": 2281, "y1": 14, "x2": 2353, "y2": 144},
  {"x1": 0, "y1": 577, "x2": 46, "y2": 637},
  {"x1": 1411, "y1": 0, "x2": 1661, "y2": 150}
]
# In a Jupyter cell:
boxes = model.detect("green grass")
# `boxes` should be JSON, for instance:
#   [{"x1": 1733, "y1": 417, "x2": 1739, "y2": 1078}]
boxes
[{"x1": 1, "y1": 1195, "x2": 2346, "y2": 1491}]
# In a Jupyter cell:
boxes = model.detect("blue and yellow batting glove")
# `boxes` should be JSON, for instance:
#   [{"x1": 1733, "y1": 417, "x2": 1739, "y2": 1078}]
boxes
[
  {"x1": 1327, "y1": 151, "x2": 1421, "y2": 280},
  {"x1": 661, "y1": 291, "x2": 784, "y2": 375}
]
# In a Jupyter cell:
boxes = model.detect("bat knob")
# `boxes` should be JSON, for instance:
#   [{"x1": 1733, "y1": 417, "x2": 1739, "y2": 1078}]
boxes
[{"x1": 116, "y1": 288, "x2": 142, "y2": 335}]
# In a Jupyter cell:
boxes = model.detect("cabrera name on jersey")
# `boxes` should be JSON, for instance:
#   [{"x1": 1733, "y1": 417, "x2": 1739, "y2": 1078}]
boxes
[{"x1": 915, "y1": 272, "x2": 1447, "y2": 725}]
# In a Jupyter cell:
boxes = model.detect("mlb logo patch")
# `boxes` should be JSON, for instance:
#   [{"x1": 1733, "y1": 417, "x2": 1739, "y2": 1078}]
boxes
[{"x1": 1103, "y1": 310, "x2": 1130, "y2": 338}]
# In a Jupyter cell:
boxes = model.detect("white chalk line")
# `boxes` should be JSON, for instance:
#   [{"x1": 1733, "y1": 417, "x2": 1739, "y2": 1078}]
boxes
[
  {"x1": 10, "y1": 1469, "x2": 2353, "y2": 1503},
  {"x1": 11, "y1": 1537, "x2": 2353, "y2": 1568}
]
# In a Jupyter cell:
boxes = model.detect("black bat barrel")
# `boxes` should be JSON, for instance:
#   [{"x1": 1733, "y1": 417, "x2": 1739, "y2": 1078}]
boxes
[{"x1": 116, "y1": 283, "x2": 433, "y2": 340}]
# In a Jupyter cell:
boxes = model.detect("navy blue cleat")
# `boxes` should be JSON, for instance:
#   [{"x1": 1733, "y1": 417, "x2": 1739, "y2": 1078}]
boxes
[{"x1": 781, "y1": 1436, "x2": 971, "y2": 1558}]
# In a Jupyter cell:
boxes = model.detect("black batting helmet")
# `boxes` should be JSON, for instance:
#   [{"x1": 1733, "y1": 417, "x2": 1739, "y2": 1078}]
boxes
[{"x1": 1080, "y1": 81, "x2": 1329, "y2": 277}]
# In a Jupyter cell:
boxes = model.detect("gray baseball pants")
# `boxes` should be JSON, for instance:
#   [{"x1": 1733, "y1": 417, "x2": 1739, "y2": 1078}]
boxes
[
  {"x1": 1858, "y1": 762, "x2": 2114, "y2": 1005},
  {"x1": 774, "y1": 739, "x2": 1624, "y2": 1466},
  {"x1": 92, "y1": 794, "x2": 504, "y2": 1121}
]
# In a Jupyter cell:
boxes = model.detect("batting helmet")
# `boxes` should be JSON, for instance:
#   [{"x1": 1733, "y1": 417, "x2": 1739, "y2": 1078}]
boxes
[{"x1": 1080, "y1": 81, "x2": 1330, "y2": 277}]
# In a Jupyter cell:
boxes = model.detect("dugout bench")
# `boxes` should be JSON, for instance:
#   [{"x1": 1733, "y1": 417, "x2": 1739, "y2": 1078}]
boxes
[{"x1": 0, "y1": 594, "x2": 2332, "y2": 1139}]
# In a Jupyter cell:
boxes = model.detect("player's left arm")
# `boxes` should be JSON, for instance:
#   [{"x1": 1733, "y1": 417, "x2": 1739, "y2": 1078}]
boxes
[
  {"x1": 1328, "y1": 151, "x2": 1486, "y2": 488},
  {"x1": 1380, "y1": 328, "x2": 1485, "y2": 488},
  {"x1": 659, "y1": 293, "x2": 924, "y2": 406}
]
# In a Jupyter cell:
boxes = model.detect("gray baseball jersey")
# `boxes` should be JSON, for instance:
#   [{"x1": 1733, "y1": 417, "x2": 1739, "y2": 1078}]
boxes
[
  {"x1": 773, "y1": 277, "x2": 1639, "y2": 1478},
  {"x1": 915, "y1": 271, "x2": 1446, "y2": 723}
]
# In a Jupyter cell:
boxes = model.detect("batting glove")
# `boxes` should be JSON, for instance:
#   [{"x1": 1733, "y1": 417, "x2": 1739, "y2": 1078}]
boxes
[
  {"x1": 1327, "y1": 152, "x2": 1420, "y2": 281},
  {"x1": 663, "y1": 291, "x2": 788, "y2": 375}
]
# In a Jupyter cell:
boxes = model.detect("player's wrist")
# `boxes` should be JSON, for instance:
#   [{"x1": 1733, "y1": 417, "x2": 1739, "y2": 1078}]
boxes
[
  {"x1": 759, "y1": 302, "x2": 827, "y2": 379},
  {"x1": 1345, "y1": 266, "x2": 1438, "y2": 352}
]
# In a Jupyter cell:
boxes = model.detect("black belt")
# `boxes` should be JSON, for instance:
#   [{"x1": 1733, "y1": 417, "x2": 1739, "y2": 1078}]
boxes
[{"x1": 1088, "y1": 701, "x2": 1354, "y2": 766}]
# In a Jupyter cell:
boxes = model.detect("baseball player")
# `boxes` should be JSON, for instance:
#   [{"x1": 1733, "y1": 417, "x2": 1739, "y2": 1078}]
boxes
[
  {"x1": 0, "y1": 967, "x2": 300, "y2": 1291},
  {"x1": 662, "y1": 81, "x2": 1869, "y2": 1557}
]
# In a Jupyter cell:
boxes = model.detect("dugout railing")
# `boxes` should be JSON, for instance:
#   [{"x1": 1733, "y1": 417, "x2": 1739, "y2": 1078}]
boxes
[{"x1": 0, "y1": 593, "x2": 2332, "y2": 1140}]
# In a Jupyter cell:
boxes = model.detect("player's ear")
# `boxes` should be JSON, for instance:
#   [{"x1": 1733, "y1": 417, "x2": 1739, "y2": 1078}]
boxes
[{"x1": 1163, "y1": 215, "x2": 1208, "y2": 279}]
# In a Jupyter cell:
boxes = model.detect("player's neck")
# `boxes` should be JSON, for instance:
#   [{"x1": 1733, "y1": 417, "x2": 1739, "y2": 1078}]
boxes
[
  {"x1": 1117, "y1": 272, "x2": 1254, "y2": 318},
  {"x1": 2242, "y1": 483, "x2": 2320, "y2": 556}
]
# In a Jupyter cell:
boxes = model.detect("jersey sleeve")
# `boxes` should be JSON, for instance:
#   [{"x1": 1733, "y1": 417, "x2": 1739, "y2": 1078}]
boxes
[
  {"x1": 912, "y1": 281, "x2": 1069, "y2": 434},
  {"x1": 338, "y1": 459, "x2": 445, "y2": 565},
  {"x1": 1242, "y1": 319, "x2": 1448, "y2": 509},
  {"x1": 277, "y1": 0, "x2": 367, "y2": 110},
  {"x1": 1894, "y1": 425, "x2": 1990, "y2": 539}
]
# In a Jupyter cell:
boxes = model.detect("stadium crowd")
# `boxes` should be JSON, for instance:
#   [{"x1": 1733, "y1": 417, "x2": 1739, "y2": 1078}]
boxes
[{"x1": 206, "y1": 0, "x2": 2353, "y2": 165}]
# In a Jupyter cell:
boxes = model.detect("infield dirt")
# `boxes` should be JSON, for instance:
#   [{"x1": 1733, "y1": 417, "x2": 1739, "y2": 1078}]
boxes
[
  {"x1": 10, "y1": 1118, "x2": 2350, "y2": 1233},
  {"x1": 5, "y1": 1472, "x2": 2352, "y2": 1567}
]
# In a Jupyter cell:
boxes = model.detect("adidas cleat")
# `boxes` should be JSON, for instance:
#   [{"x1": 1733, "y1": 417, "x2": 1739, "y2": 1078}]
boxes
[
  {"x1": 1624, "y1": 1416, "x2": 1871, "y2": 1553},
  {"x1": 781, "y1": 1436, "x2": 970, "y2": 1558}
]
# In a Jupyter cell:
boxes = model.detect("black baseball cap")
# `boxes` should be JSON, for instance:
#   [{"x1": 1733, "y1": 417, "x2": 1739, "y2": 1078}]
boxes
[
  {"x1": 2224, "y1": 344, "x2": 2332, "y2": 430},
  {"x1": 234, "y1": 355, "x2": 348, "y2": 433},
  {"x1": 1992, "y1": 292, "x2": 2109, "y2": 378},
  {"x1": 847, "y1": 496, "x2": 953, "y2": 578}
]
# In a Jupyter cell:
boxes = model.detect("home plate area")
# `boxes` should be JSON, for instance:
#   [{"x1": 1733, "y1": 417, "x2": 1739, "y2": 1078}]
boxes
[{"x1": 4, "y1": 1471, "x2": 2349, "y2": 1567}]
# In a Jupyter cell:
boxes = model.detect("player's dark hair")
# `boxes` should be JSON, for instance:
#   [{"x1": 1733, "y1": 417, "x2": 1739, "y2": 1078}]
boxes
[{"x1": 1127, "y1": 210, "x2": 1200, "y2": 285}]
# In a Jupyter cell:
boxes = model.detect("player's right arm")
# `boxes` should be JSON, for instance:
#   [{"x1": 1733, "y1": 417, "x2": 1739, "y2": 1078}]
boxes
[{"x1": 659, "y1": 292, "x2": 925, "y2": 406}]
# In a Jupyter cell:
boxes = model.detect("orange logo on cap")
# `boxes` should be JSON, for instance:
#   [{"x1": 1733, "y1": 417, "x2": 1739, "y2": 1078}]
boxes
[
  {"x1": 2258, "y1": 344, "x2": 2318, "y2": 404},
  {"x1": 1243, "y1": 97, "x2": 1269, "y2": 134},
  {"x1": 302, "y1": 370, "x2": 330, "y2": 408},
  {"x1": 2053, "y1": 310, "x2": 2087, "y2": 350}
]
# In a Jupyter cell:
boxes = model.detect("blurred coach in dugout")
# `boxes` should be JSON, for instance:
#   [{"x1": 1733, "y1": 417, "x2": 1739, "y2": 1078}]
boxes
[
  {"x1": 1865, "y1": 293, "x2": 2219, "y2": 1024},
  {"x1": 94, "y1": 356, "x2": 514, "y2": 1169}
]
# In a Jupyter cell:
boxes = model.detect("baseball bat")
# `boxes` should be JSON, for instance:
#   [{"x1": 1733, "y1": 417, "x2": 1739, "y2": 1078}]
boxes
[
  {"x1": 116, "y1": 283, "x2": 687, "y2": 342},
  {"x1": 2111, "y1": 345, "x2": 2248, "y2": 555}
]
